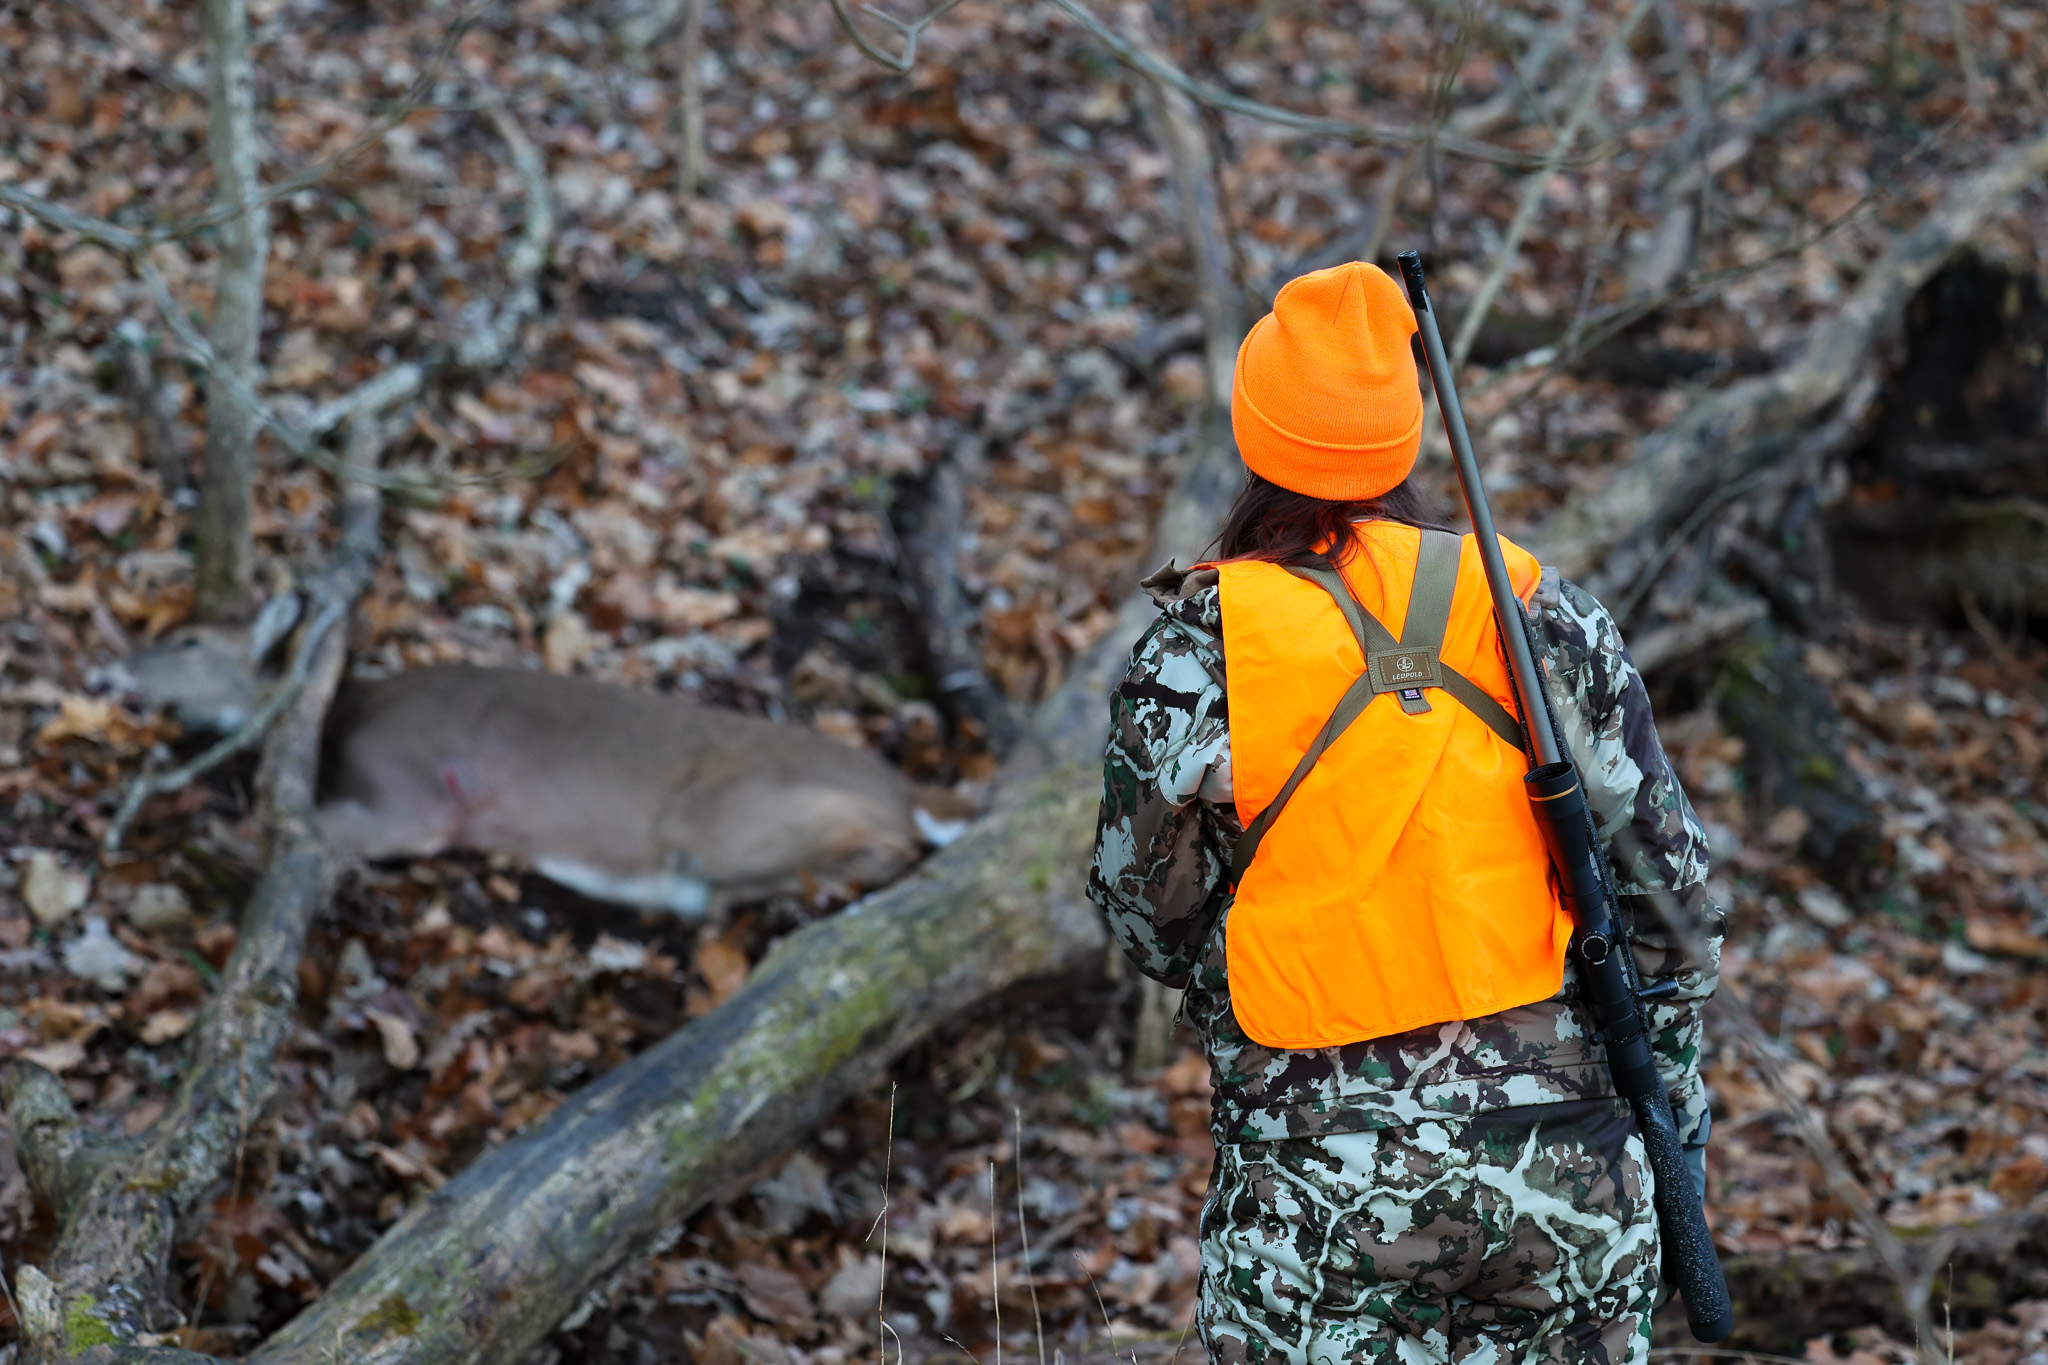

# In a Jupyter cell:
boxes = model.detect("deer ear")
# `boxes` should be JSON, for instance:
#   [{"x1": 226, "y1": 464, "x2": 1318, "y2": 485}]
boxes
[{"x1": 248, "y1": 591, "x2": 304, "y2": 666}]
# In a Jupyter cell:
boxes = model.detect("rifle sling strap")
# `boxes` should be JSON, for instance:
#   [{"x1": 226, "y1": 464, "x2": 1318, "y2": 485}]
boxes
[{"x1": 1230, "y1": 531, "x2": 1529, "y2": 882}]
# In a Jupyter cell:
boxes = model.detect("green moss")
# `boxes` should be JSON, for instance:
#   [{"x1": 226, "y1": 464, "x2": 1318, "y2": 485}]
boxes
[
  {"x1": 362, "y1": 1293, "x2": 421, "y2": 1338},
  {"x1": 65, "y1": 1296, "x2": 119, "y2": 1353},
  {"x1": 1799, "y1": 753, "x2": 1840, "y2": 785},
  {"x1": 123, "y1": 1169, "x2": 177, "y2": 1196}
]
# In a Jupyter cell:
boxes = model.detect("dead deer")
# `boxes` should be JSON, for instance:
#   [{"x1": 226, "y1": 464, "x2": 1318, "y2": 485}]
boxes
[{"x1": 121, "y1": 623, "x2": 961, "y2": 916}]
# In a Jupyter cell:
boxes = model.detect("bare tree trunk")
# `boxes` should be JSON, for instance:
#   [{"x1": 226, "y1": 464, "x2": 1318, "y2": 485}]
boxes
[
  {"x1": 193, "y1": 0, "x2": 270, "y2": 625},
  {"x1": 677, "y1": 0, "x2": 707, "y2": 193}
]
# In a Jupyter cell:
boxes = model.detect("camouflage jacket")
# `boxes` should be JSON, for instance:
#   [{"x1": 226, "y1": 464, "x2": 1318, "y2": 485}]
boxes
[{"x1": 1087, "y1": 559, "x2": 1724, "y2": 1147}]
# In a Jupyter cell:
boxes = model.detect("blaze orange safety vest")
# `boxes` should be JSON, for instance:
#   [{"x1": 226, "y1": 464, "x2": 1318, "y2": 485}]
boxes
[{"x1": 1216, "y1": 522, "x2": 1571, "y2": 1050}]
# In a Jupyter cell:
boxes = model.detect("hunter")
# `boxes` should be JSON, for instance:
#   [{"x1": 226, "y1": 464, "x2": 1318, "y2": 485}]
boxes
[{"x1": 1087, "y1": 261, "x2": 1723, "y2": 1365}]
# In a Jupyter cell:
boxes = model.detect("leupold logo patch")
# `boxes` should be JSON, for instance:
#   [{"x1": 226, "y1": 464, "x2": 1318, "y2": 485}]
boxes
[{"x1": 1370, "y1": 647, "x2": 1439, "y2": 690}]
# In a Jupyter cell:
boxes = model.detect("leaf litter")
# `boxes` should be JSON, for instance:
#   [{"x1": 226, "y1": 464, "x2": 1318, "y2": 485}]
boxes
[{"x1": 2, "y1": 0, "x2": 2047, "y2": 1360}]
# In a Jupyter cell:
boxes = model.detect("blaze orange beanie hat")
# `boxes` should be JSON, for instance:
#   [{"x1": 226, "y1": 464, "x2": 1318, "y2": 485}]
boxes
[{"x1": 1231, "y1": 261, "x2": 1423, "y2": 500}]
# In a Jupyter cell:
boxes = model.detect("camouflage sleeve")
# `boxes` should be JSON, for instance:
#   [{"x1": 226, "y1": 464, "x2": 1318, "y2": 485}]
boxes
[
  {"x1": 1086, "y1": 577, "x2": 1237, "y2": 989},
  {"x1": 1530, "y1": 573, "x2": 1726, "y2": 1150}
]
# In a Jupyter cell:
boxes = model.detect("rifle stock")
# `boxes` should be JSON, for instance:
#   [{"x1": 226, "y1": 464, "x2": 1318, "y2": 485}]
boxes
[{"x1": 1398, "y1": 250, "x2": 1735, "y2": 1344}]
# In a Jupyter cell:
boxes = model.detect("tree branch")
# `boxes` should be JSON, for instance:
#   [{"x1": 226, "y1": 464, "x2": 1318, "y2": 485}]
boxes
[
  {"x1": 889, "y1": 434, "x2": 1022, "y2": 753},
  {"x1": 102, "y1": 595, "x2": 346, "y2": 854},
  {"x1": 1447, "y1": 0, "x2": 1655, "y2": 370},
  {"x1": 5, "y1": 414, "x2": 388, "y2": 1360},
  {"x1": 0, "y1": 185, "x2": 143, "y2": 251},
  {"x1": 825, "y1": 0, "x2": 969, "y2": 74},
  {"x1": 1538, "y1": 118, "x2": 2048, "y2": 589},
  {"x1": 1042, "y1": 0, "x2": 1581, "y2": 170},
  {"x1": 676, "y1": 0, "x2": 708, "y2": 193},
  {"x1": 454, "y1": 88, "x2": 555, "y2": 370}
]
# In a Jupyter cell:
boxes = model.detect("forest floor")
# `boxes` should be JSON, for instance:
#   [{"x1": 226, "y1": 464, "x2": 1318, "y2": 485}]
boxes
[{"x1": 3, "y1": 0, "x2": 2048, "y2": 1360}]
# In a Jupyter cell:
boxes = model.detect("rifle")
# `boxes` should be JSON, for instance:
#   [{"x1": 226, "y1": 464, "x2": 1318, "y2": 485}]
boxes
[{"x1": 1397, "y1": 250, "x2": 1735, "y2": 1344}]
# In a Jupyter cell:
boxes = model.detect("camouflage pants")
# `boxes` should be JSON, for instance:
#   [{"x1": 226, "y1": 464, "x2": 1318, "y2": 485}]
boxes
[{"x1": 1198, "y1": 1100, "x2": 1658, "y2": 1365}]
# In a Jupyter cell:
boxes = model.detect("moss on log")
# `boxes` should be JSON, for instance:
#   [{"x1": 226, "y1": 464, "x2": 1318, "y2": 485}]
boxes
[{"x1": 241, "y1": 412, "x2": 1240, "y2": 1365}]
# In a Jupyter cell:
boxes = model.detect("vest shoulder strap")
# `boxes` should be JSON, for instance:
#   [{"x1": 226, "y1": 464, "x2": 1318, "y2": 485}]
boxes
[
  {"x1": 1229, "y1": 665, "x2": 1377, "y2": 882},
  {"x1": 1401, "y1": 529, "x2": 1462, "y2": 651},
  {"x1": 1229, "y1": 534, "x2": 1528, "y2": 882}
]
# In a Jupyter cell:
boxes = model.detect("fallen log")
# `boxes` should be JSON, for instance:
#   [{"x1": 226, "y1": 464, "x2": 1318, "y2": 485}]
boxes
[
  {"x1": 1537, "y1": 119, "x2": 2048, "y2": 598},
  {"x1": 3, "y1": 419, "x2": 385, "y2": 1362},
  {"x1": 239, "y1": 407, "x2": 1242, "y2": 1365},
  {"x1": 1701, "y1": 1205, "x2": 2048, "y2": 1350},
  {"x1": 239, "y1": 47, "x2": 1247, "y2": 1357}
]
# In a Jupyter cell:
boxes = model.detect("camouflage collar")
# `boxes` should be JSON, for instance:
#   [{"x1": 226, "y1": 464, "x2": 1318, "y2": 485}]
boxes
[{"x1": 1141, "y1": 559, "x2": 1221, "y2": 608}]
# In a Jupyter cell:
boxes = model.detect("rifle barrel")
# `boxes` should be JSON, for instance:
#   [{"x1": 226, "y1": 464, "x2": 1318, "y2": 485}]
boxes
[
  {"x1": 1396, "y1": 252, "x2": 1562, "y2": 769},
  {"x1": 1397, "y1": 249, "x2": 1735, "y2": 1345}
]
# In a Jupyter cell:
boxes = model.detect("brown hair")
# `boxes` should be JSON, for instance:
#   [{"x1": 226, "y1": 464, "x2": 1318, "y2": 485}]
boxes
[{"x1": 1214, "y1": 472, "x2": 1450, "y2": 571}]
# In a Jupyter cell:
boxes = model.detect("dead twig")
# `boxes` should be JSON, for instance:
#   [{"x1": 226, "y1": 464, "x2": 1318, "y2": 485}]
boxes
[
  {"x1": 102, "y1": 594, "x2": 345, "y2": 854},
  {"x1": 1448, "y1": 0, "x2": 1656, "y2": 370},
  {"x1": 455, "y1": 88, "x2": 556, "y2": 370},
  {"x1": 827, "y1": 0, "x2": 970, "y2": 74},
  {"x1": 1042, "y1": 0, "x2": 1581, "y2": 170},
  {"x1": 4, "y1": 413, "x2": 389, "y2": 1359},
  {"x1": 1014, "y1": 1108, "x2": 1046, "y2": 1365},
  {"x1": 300, "y1": 362, "x2": 431, "y2": 440},
  {"x1": 0, "y1": 186, "x2": 146, "y2": 251}
]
